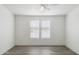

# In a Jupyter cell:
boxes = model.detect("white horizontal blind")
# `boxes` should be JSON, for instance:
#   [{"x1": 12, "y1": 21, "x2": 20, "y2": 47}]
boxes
[
  {"x1": 30, "y1": 20, "x2": 39, "y2": 38},
  {"x1": 41, "y1": 20, "x2": 50, "y2": 39},
  {"x1": 30, "y1": 20, "x2": 40, "y2": 28},
  {"x1": 30, "y1": 20, "x2": 50, "y2": 39}
]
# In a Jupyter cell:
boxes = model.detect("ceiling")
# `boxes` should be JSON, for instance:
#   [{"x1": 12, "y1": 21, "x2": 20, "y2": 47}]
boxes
[{"x1": 3, "y1": 4, "x2": 78, "y2": 15}]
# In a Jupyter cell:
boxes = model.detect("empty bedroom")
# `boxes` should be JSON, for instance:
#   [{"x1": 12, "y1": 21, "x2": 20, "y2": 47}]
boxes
[{"x1": 0, "y1": 4, "x2": 79, "y2": 55}]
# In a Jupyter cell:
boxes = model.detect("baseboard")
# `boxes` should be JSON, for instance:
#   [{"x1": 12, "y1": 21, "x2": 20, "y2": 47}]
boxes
[
  {"x1": 2, "y1": 45, "x2": 15, "y2": 55},
  {"x1": 65, "y1": 46, "x2": 78, "y2": 55},
  {"x1": 15, "y1": 45, "x2": 65, "y2": 47}
]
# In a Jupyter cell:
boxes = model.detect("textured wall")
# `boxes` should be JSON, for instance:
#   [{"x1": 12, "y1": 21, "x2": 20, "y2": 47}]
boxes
[
  {"x1": 16, "y1": 16, "x2": 65, "y2": 45},
  {"x1": 0, "y1": 5, "x2": 15, "y2": 54},
  {"x1": 66, "y1": 6, "x2": 79, "y2": 54}
]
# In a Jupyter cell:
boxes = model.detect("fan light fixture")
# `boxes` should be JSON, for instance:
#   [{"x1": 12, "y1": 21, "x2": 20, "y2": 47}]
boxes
[
  {"x1": 40, "y1": 4, "x2": 59, "y2": 11},
  {"x1": 40, "y1": 4, "x2": 49, "y2": 11},
  {"x1": 40, "y1": 6, "x2": 45, "y2": 11},
  {"x1": 40, "y1": 4, "x2": 45, "y2": 11}
]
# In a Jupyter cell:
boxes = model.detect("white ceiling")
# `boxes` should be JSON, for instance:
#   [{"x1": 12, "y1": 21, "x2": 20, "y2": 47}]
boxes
[{"x1": 3, "y1": 4, "x2": 78, "y2": 15}]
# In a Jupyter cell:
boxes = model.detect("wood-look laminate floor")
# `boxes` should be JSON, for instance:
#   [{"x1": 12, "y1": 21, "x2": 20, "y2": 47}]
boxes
[{"x1": 3, "y1": 46, "x2": 77, "y2": 55}]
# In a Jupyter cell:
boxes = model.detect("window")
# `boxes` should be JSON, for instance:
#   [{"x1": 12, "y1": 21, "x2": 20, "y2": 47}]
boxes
[
  {"x1": 30, "y1": 20, "x2": 39, "y2": 38},
  {"x1": 41, "y1": 20, "x2": 50, "y2": 39},
  {"x1": 30, "y1": 20, "x2": 50, "y2": 39},
  {"x1": 30, "y1": 20, "x2": 40, "y2": 28},
  {"x1": 41, "y1": 29, "x2": 50, "y2": 39},
  {"x1": 30, "y1": 29, "x2": 39, "y2": 38},
  {"x1": 41, "y1": 20, "x2": 50, "y2": 28}
]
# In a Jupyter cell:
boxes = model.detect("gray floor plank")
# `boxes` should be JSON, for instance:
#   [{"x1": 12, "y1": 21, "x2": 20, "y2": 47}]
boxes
[{"x1": 3, "y1": 46, "x2": 77, "y2": 55}]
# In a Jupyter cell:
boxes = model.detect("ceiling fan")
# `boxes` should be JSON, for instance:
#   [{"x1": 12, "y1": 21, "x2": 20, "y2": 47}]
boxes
[
  {"x1": 40, "y1": 4, "x2": 59, "y2": 11},
  {"x1": 40, "y1": 4, "x2": 50, "y2": 11}
]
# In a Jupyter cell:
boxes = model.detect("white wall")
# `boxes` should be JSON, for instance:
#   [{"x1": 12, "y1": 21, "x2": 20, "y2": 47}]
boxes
[
  {"x1": 66, "y1": 6, "x2": 79, "y2": 54},
  {"x1": 0, "y1": 5, "x2": 15, "y2": 54},
  {"x1": 16, "y1": 15, "x2": 65, "y2": 45}
]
